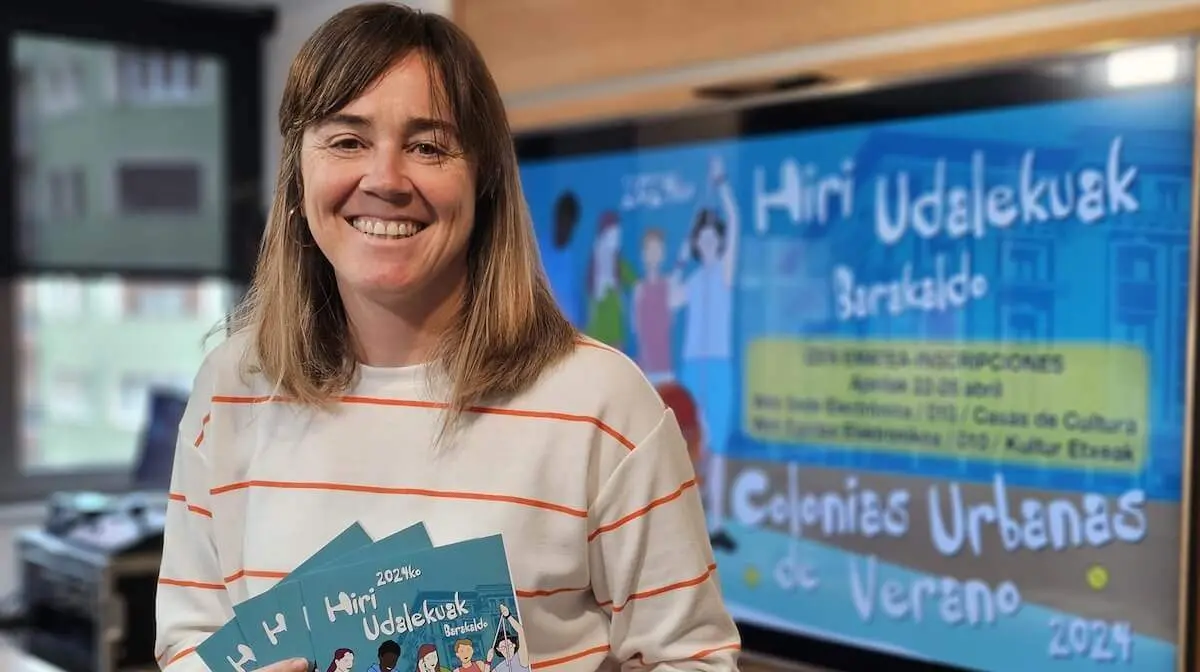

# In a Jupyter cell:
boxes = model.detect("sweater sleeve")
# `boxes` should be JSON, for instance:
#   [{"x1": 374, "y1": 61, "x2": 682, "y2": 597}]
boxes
[
  {"x1": 587, "y1": 409, "x2": 741, "y2": 670},
  {"x1": 155, "y1": 381, "x2": 231, "y2": 670}
]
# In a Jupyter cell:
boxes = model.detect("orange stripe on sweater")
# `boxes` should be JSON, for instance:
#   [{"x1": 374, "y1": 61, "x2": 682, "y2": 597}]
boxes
[
  {"x1": 212, "y1": 394, "x2": 636, "y2": 451},
  {"x1": 588, "y1": 478, "x2": 697, "y2": 541},
  {"x1": 532, "y1": 643, "x2": 611, "y2": 669},
  {"x1": 208, "y1": 479, "x2": 589, "y2": 517},
  {"x1": 600, "y1": 564, "x2": 718, "y2": 613}
]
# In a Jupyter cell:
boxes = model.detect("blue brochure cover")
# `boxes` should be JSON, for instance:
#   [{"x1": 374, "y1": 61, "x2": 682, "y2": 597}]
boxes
[
  {"x1": 196, "y1": 618, "x2": 266, "y2": 672},
  {"x1": 197, "y1": 521, "x2": 370, "y2": 672},
  {"x1": 319, "y1": 522, "x2": 434, "y2": 575},
  {"x1": 296, "y1": 535, "x2": 530, "y2": 672},
  {"x1": 229, "y1": 522, "x2": 375, "y2": 667},
  {"x1": 283, "y1": 522, "x2": 375, "y2": 582},
  {"x1": 231, "y1": 523, "x2": 433, "y2": 668}
]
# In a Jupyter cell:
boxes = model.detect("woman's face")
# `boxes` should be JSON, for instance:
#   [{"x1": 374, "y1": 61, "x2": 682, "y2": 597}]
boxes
[
  {"x1": 337, "y1": 651, "x2": 354, "y2": 670},
  {"x1": 642, "y1": 236, "x2": 663, "y2": 270},
  {"x1": 598, "y1": 224, "x2": 620, "y2": 253},
  {"x1": 697, "y1": 225, "x2": 721, "y2": 263},
  {"x1": 497, "y1": 640, "x2": 516, "y2": 659},
  {"x1": 300, "y1": 52, "x2": 476, "y2": 310},
  {"x1": 421, "y1": 651, "x2": 438, "y2": 670}
]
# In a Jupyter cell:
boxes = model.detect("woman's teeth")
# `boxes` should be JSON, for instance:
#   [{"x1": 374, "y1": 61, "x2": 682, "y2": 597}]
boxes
[{"x1": 350, "y1": 217, "x2": 424, "y2": 238}]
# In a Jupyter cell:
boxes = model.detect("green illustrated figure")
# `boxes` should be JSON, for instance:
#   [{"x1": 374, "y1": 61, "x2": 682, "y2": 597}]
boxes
[{"x1": 585, "y1": 210, "x2": 637, "y2": 348}]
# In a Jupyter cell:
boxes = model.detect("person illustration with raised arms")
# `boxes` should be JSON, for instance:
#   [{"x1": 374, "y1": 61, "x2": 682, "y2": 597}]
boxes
[
  {"x1": 669, "y1": 154, "x2": 740, "y2": 551},
  {"x1": 485, "y1": 604, "x2": 529, "y2": 672}
]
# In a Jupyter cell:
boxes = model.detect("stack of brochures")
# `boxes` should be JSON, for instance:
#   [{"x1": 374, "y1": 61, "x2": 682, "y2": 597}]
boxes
[{"x1": 196, "y1": 523, "x2": 528, "y2": 672}]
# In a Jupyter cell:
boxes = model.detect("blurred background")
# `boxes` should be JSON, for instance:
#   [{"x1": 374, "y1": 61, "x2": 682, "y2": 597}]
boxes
[{"x1": 1, "y1": 1, "x2": 1199, "y2": 671}]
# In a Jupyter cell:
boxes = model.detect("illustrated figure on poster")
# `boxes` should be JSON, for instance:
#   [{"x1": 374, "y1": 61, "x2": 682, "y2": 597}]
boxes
[
  {"x1": 366, "y1": 641, "x2": 401, "y2": 672},
  {"x1": 656, "y1": 379, "x2": 706, "y2": 484},
  {"x1": 451, "y1": 639, "x2": 488, "y2": 672},
  {"x1": 485, "y1": 604, "x2": 529, "y2": 672},
  {"x1": 585, "y1": 210, "x2": 637, "y2": 348},
  {"x1": 327, "y1": 648, "x2": 356, "y2": 672},
  {"x1": 669, "y1": 154, "x2": 739, "y2": 551},
  {"x1": 632, "y1": 227, "x2": 674, "y2": 379},
  {"x1": 542, "y1": 190, "x2": 584, "y2": 327},
  {"x1": 415, "y1": 643, "x2": 451, "y2": 672}
]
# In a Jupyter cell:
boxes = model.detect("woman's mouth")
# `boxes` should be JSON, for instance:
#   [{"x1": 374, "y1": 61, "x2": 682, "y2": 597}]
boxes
[{"x1": 348, "y1": 216, "x2": 427, "y2": 239}]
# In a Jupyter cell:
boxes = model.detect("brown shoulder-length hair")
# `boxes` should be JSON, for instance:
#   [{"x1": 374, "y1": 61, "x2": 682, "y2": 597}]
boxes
[{"x1": 230, "y1": 2, "x2": 577, "y2": 428}]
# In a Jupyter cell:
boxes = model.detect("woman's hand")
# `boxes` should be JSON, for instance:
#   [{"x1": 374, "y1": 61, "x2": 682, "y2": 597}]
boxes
[
  {"x1": 677, "y1": 238, "x2": 691, "y2": 265},
  {"x1": 709, "y1": 155, "x2": 726, "y2": 184},
  {"x1": 260, "y1": 659, "x2": 310, "y2": 672}
]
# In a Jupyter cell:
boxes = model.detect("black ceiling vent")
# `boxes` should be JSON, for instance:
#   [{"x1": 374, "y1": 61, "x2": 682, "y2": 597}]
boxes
[{"x1": 694, "y1": 72, "x2": 833, "y2": 100}]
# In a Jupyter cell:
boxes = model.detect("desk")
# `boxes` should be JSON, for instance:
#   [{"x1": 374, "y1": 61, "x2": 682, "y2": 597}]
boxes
[{"x1": 0, "y1": 639, "x2": 65, "y2": 672}]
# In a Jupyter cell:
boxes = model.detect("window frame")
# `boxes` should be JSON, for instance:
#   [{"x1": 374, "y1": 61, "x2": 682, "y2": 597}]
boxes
[{"x1": 0, "y1": 0, "x2": 273, "y2": 503}]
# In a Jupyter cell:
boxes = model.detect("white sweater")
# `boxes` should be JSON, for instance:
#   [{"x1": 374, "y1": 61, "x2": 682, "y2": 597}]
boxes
[{"x1": 155, "y1": 332, "x2": 741, "y2": 671}]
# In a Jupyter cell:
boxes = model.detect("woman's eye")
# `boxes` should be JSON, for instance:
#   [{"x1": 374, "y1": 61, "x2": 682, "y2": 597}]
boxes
[
  {"x1": 412, "y1": 142, "x2": 444, "y2": 157},
  {"x1": 330, "y1": 137, "x2": 365, "y2": 151}
]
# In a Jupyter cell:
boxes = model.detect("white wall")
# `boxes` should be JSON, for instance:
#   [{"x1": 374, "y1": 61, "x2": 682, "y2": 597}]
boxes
[{"x1": 0, "y1": 0, "x2": 453, "y2": 604}]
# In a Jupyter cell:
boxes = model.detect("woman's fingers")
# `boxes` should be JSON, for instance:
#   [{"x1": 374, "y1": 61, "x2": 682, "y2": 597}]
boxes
[{"x1": 260, "y1": 659, "x2": 310, "y2": 672}]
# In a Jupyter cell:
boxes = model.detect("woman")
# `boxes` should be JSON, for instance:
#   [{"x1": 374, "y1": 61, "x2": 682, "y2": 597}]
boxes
[
  {"x1": 328, "y1": 649, "x2": 355, "y2": 672},
  {"x1": 584, "y1": 210, "x2": 635, "y2": 348},
  {"x1": 153, "y1": 4, "x2": 738, "y2": 672},
  {"x1": 416, "y1": 644, "x2": 450, "y2": 672}
]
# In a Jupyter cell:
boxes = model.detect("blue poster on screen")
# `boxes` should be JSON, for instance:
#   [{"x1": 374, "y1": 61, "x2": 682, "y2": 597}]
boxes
[{"x1": 520, "y1": 83, "x2": 1195, "y2": 671}]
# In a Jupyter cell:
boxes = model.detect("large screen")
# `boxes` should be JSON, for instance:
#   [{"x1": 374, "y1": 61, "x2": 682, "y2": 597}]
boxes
[{"x1": 517, "y1": 46, "x2": 1198, "y2": 671}]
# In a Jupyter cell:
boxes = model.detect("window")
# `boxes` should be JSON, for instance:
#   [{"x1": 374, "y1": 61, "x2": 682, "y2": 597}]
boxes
[
  {"x1": 47, "y1": 167, "x2": 86, "y2": 219},
  {"x1": 122, "y1": 284, "x2": 198, "y2": 319},
  {"x1": 45, "y1": 369, "x2": 93, "y2": 424},
  {"x1": 0, "y1": 1, "x2": 271, "y2": 499},
  {"x1": 39, "y1": 60, "x2": 83, "y2": 114},
  {"x1": 117, "y1": 162, "x2": 202, "y2": 215},
  {"x1": 30, "y1": 275, "x2": 86, "y2": 320},
  {"x1": 117, "y1": 49, "x2": 202, "y2": 104},
  {"x1": 18, "y1": 276, "x2": 233, "y2": 471},
  {"x1": 15, "y1": 32, "x2": 232, "y2": 274},
  {"x1": 15, "y1": 66, "x2": 36, "y2": 158}
]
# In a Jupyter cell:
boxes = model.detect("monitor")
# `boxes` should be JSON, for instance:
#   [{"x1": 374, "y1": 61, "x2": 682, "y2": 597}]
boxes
[
  {"x1": 517, "y1": 40, "x2": 1200, "y2": 672},
  {"x1": 131, "y1": 387, "x2": 189, "y2": 492}
]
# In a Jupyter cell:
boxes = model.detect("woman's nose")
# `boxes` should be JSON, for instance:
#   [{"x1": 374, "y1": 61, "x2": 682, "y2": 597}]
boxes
[{"x1": 360, "y1": 149, "x2": 414, "y2": 199}]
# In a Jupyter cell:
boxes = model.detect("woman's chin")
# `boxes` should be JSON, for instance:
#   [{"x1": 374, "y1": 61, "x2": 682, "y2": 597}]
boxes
[{"x1": 340, "y1": 270, "x2": 423, "y2": 296}]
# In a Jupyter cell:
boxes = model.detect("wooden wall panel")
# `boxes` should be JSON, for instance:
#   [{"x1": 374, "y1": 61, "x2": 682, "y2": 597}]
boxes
[
  {"x1": 455, "y1": 0, "x2": 1077, "y2": 94},
  {"x1": 500, "y1": 3, "x2": 1200, "y2": 132}
]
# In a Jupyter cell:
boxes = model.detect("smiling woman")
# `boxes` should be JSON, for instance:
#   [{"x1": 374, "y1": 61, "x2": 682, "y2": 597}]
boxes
[
  {"x1": 153, "y1": 4, "x2": 739, "y2": 672},
  {"x1": 297, "y1": 52, "x2": 477, "y2": 370}
]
